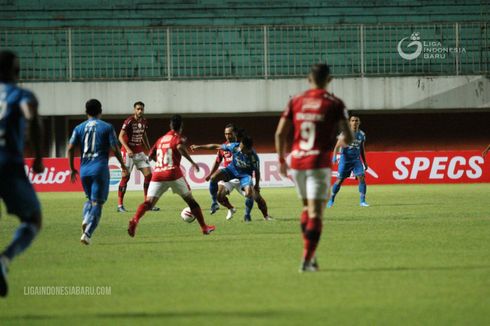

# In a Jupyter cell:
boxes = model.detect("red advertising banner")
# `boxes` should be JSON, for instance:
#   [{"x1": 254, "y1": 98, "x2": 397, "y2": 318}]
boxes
[{"x1": 25, "y1": 150, "x2": 490, "y2": 192}]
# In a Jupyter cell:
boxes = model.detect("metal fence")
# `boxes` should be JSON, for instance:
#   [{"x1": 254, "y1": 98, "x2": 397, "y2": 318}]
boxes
[{"x1": 0, "y1": 23, "x2": 488, "y2": 81}]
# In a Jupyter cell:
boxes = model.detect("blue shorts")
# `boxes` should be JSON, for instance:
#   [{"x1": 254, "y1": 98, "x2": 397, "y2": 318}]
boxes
[
  {"x1": 0, "y1": 164, "x2": 41, "y2": 219},
  {"x1": 221, "y1": 167, "x2": 253, "y2": 189},
  {"x1": 81, "y1": 169, "x2": 109, "y2": 203},
  {"x1": 337, "y1": 158, "x2": 365, "y2": 179}
]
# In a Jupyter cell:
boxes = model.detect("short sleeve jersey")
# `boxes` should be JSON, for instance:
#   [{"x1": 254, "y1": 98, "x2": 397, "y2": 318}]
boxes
[
  {"x1": 221, "y1": 142, "x2": 260, "y2": 176},
  {"x1": 341, "y1": 130, "x2": 366, "y2": 162},
  {"x1": 69, "y1": 118, "x2": 118, "y2": 176},
  {"x1": 0, "y1": 83, "x2": 37, "y2": 166},
  {"x1": 215, "y1": 141, "x2": 233, "y2": 168},
  {"x1": 282, "y1": 89, "x2": 348, "y2": 170},
  {"x1": 151, "y1": 130, "x2": 185, "y2": 181},
  {"x1": 121, "y1": 116, "x2": 148, "y2": 153}
]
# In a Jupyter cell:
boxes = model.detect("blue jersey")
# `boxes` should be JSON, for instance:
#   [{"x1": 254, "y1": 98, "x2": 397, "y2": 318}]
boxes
[
  {"x1": 69, "y1": 118, "x2": 118, "y2": 176},
  {"x1": 340, "y1": 130, "x2": 366, "y2": 162},
  {"x1": 220, "y1": 142, "x2": 260, "y2": 176},
  {"x1": 0, "y1": 83, "x2": 37, "y2": 166}
]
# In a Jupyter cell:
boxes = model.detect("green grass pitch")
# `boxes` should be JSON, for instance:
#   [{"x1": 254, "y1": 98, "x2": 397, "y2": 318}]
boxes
[{"x1": 1, "y1": 184, "x2": 490, "y2": 325}]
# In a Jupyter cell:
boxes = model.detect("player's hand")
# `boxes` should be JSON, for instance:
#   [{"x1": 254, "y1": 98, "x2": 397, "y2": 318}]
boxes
[
  {"x1": 193, "y1": 163, "x2": 200, "y2": 173},
  {"x1": 70, "y1": 169, "x2": 79, "y2": 183},
  {"x1": 189, "y1": 145, "x2": 198, "y2": 152},
  {"x1": 127, "y1": 149, "x2": 134, "y2": 158},
  {"x1": 279, "y1": 161, "x2": 288, "y2": 177},
  {"x1": 364, "y1": 164, "x2": 368, "y2": 171},
  {"x1": 32, "y1": 157, "x2": 44, "y2": 174},
  {"x1": 205, "y1": 174, "x2": 211, "y2": 181}
]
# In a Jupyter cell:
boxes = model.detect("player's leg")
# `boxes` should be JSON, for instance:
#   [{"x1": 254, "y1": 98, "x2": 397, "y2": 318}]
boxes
[
  {"x1": 209, "y1": 169, "x2": 232, "y2": 214},
  {"x1": 353, "y1": 160, "x2": 369, "y2": 206},
  {"x1": 175, "y1": 178, "x2": 215, "y2": 235},
  {"x1": 253, "y1": 190, "x2": 271, "y2": 220},
  {"x1": 117, "y1": 153, "x2": 133, "y2": 212},
  {"x1": 82, "y1": 171, "x2": 109, "y2": 244},
  {"x1": 136, "y1": 153, "x2": 160, "y2": 211},
  {"x1": 0, "y1": 167, "x2": 43, "y2": 297},
  {"x1": 328, "y1": 160, "x2": 351, "y2": 208},
  {"x1": 219, "y1": 181, "x2": 237, "y2": 220},
  {"x1": 240, "y1": 175, "x2": 254, "y2": 222},
  {"x1": 128, "y1": 181, "x2": 166, "y2": 237}
]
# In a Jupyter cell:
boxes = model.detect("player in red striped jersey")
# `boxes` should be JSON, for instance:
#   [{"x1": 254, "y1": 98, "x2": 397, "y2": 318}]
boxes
[
  {"x1": 275, "y1": 63, "x2": 353, "y2": 272},
  {"x1": 127, "y1": 115, "x2": 215, "y2": 236},
  {"x1": 117, "y1": 101, "x2": 159, "y2": 212}
]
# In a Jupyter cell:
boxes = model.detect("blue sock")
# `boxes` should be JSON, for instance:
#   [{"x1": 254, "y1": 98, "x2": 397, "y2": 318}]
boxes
[
  {"x1": 85, "y1": 204, "x2": 103, "y2": 238},
  {"x1": 209, "y1": 182, "x2": 218, "y2": 204},
  {"x1": 331, "y1": 182, "x2": 341, "y2": 199},
  {"x1": 245, "y1": 197, "x2": 254, "y2": 217},
  {"x1": 359, "y1": 181, "x2": 367, "y2": 202},
  {"x1": 82, "y1": 200, "x2": 92, "y2": 224},
  {"x1": 3, "y1": 223, "x2": 38, "y2": 260}
]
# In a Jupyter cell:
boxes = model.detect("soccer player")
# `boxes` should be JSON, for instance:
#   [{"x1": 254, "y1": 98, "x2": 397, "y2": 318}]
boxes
[
  {"x1": 201, "y1": 124, "x2": 272, "y2": 221},
  {"x1": 327, "y1": 115, "x2": 369, "y2": 208},
  {"x1": 117, "y1": 101, "x2": 159, "y2": 212},
  {"x1": 127, "y1": 115, "x2": 215, "y2": 237},
  {"x1": 0, "y1": 50, "x2": 44, "y2": 297},
  {"x1": 191, "y1": 134, "x2": 261, "y2": 222},
  {"x1": 483, "y1": 144, "x2": 490, "y2": 158},
  {"x1": 275, "y1": 63, "x2": 352, "y2": 272},
  {"x1": 68, "y1": 99, "x2": 128, "y2": 245}
]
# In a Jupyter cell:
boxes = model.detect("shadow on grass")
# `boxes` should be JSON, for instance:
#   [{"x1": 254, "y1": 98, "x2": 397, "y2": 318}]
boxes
[{"x1": 5, "y1": 310, "x2": 289, "y2": 321}]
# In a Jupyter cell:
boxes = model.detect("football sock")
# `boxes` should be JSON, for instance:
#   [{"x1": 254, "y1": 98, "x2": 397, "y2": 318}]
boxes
[
  {"x1": 255, "y1": 196, "x2": 268, "y2": 218},
  {"x1": 331, "y1": 182, "x2": 341, "y2": 198},
  {"x1": 219, "y1": 196, "x2": 233, "y2": 209},
  {"x1": 85, "y1": 204, "x2": 102, "y2": 237},
  {"x1": 209, "y1": 182, "x2": 218, "y2": 204},
  {"x1": 359, "y1": 181, "x2": 367, "y2": 202},
  {"x1": 300, "y1": 210, "x2": 308, "y2": 239},
  {"x1": 245, "y1": 196, "x2": 254, "y2": 217},
  {"x1": 82, "y1": 200, "x2": 92, "y2": 224},
  {"x1": 133, "y1": 201, "x2": 152, "y2": 223},
  {"x1": 190, "y1": 207, "x2": 206, "y2": 228},
  {"x1": 3, "y1": 222, "x2": 39, "y2": 260},
  {"x1": 303, "y1": 217, "x2": 323, "y2": 262},
  {"x1": 143, "y1": 174, "x2": 152, "y2": 199},
  {"x1": 118, "y1": 176, "x2": 130, "y2": 206}
]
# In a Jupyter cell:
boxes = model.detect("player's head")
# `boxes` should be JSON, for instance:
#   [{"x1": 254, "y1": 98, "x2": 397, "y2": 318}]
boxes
[
  {"x1": 224, "y1": 123, "x2": 236, "y2": 142},
  {"x1": 133, "y1": 101, "x2": 145, "y2": 119},
  {"x1": 349, "y1": 115, "x2": 361, "y2": 131},
  {"x1": 85, "y1": 99, "x2": 102, "y2": 117},
  {"x1": 0, "y1": 50, "x2": 20, "y2": 82},
  {"x1": 239, "y1": 134, "x2": 254, "y2": 154},
  {"x1": 308, "y1": 63, "x2": 332, "y2": 89},
  {"x1": 235, "y1": 128, "x2": 246, "y2": 142},
  {"x1": 170, "y1": 114, "x2": 183, "y2": 132}
]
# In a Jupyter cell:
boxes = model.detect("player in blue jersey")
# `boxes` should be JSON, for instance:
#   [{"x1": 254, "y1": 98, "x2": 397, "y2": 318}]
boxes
[
  {"x1": 67, "y1": 99, "x2": 127, "y2": 245},
  {"x1": 0, "y1": 50, "x2": 44, "y2": 297},
  {"x1": 191, "y1": 135, "x2": 261, "y2": 222},
  {"x1": 328, "y1": 115, "x2": 369, "y2": 207}
]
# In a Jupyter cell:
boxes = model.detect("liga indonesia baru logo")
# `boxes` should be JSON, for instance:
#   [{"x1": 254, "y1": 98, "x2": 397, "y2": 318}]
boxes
[{"x1": 397, "y1": 32, "x2": 466, "y2": 60}]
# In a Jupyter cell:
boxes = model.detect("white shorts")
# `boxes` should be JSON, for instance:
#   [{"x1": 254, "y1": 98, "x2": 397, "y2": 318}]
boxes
[
  {"x1": 123, "y1": 151, "x2": 151, "y2": 171},
  {"x1": 219, "y1": 179, "x2": 244, "y2": 196},
  {"x1": 290, "y1": 168, "x2": 331, "y2": 200},
  {"x1": 147, "y1": 177, "x2": 191, "y2": 198}
]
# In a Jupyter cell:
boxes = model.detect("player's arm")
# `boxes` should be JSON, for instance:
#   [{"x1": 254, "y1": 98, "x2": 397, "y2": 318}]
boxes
[
  {"x1": 20, "y1": 96, "x2": 44, "y2": 174},
  {"x1": 274, "y1": 117, "x2": 292, "y2": 177},
  {"x1": 111, "y1": 129, "x2": 128, "y2": 174},
  {"x1": 331, "y1": 138, "x2": 342, "y2": 164},
  {"x1": 206, "y1": 153, "x2": 222, "y2": 181},
  {"x1": 177, "y1": 143, "x2": 200, "y2": 172},
  {"x1": 360, "y1": 140, "x2": 368, "y2": 170},
  {"x1": 253, "y1": 156, "x2": 261, "y2": 191},
  {"x1": 118, "y1": 129, "x2": 133, "y2": 157},
  {"x1": 483, "y1": 144, "x2": 490, "y2": 158},
  {"x1": 143, "y1": 131, "x2": 151, "y2": 153},
  {"x1": 189, "y1": 144, "x2": 221, "y2": 151},
  {"x1": 67, "y1": 141, "x2": 78, "y2": 183},
  {"x1": 337, "y1": 118, "x2": 354, "y2": 147}
]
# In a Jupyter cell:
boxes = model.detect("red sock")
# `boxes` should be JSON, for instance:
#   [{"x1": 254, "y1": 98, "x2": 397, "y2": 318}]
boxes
[
  {"x1": 300, "y1": 210, "x2": 308, "y2": 240},
  {"x1": 256, "y1": 196, "x2": 268, "y2": 217},
  {"x1": 133, "y1": 201, "x2": 151, "y2": 223},
  {"x1": 219, "y1": 197, "x2": 233, "y2": 209},
  {"x1": 190, "y1": 207, "x2": 207, "y2": 228},
  {"x1": 303, "y1": 217, "x2": 323, "y2": 262},
  {"x1": 144, "y1": 174, "x2": 152, "y2": 199},
  {"x1": 118, "y1": 176, "x2": 130, "y2": 206}
]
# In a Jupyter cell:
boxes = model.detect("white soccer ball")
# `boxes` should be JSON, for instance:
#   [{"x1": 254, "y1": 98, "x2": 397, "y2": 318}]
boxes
[{"x1": 180, "y1": 207, "x2": 196, "y2": 223}]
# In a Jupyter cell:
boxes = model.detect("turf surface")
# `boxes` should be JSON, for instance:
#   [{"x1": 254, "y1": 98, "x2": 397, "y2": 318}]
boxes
[{"x1": 1, "y1": 184, "x2": 489, "y2": 325}]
